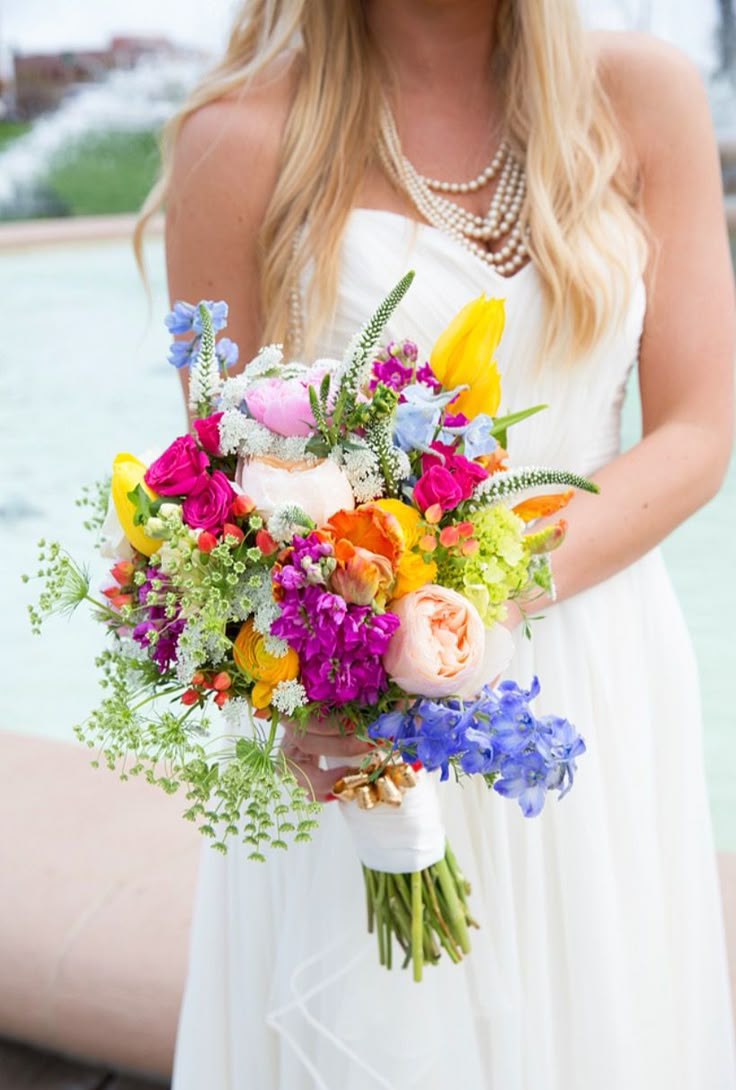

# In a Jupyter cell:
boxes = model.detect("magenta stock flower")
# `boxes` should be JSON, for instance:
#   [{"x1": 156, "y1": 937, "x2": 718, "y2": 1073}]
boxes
[
  {"x1": 144, "y1": 434, "x2": 210, "y2": 496},
  {"x1": 270, "y1": 532, "x2": 399, "y2": 705},
  {"x1": 181, "y1": 470, "x2": 234, "y2": 533}
]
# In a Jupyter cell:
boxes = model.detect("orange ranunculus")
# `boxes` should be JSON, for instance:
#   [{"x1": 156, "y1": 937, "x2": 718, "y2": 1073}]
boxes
[
  {"x1": 476, "y1": 445, "x2": 508, "y2": 475},
  {"x1": 375, "y1": 498, "x2": 438, "y2": 598},
  {"x1": 326, "y1": 504, "x2": 403, "y2": 566},
  {"x1": 232, "y1": 619, "x2": 299, "y2": 709}
]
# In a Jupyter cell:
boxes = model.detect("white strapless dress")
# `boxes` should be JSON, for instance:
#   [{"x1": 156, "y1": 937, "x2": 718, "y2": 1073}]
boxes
[{"x1": 172, "y1": 210, "x2": 736, "y2": 1090}]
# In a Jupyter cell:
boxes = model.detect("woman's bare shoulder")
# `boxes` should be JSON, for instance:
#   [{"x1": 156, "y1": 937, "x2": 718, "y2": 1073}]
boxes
[
  {"x1": 169, "y1": 52, "x2": 298, "y2": 214},
  {"x1": 588, "y1": 29, "x2": 711, "y2": 170}
]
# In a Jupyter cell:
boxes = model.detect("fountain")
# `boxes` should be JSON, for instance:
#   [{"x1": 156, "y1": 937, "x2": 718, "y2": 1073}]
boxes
[{"x1": 0, "y1": 53, "x2": 204, "y2": 219}]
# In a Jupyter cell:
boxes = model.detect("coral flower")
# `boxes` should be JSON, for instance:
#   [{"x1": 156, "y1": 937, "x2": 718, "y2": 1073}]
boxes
[
  {"x1": 429, "y1": 294, "x2": 504, "y2": 419},
  {"x1": 375, "y1": 498, "x2": 437, "y2": 597},
  {"x1": 232, "y1": 619, "x2": 299, "y2": 709},
  {"x1": 330, "y1": 541, "x2": 395, "y2": 606},
  {"x1": 110, "y1": 452, "x2": 162, "y2": 557},
  {"x1": 326, "y1": 504, "x2": 403, "y2": 566}
]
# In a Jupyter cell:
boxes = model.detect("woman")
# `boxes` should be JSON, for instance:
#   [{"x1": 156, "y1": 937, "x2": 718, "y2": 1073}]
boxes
[{"x1": 142, "y1": 2, "x2": 736, "y2": 1087}]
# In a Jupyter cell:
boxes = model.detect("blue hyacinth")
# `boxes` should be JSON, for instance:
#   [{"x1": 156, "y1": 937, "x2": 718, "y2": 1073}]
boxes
[{"x1": 367, "y1": 677, "x2": 585, "y2": 817}]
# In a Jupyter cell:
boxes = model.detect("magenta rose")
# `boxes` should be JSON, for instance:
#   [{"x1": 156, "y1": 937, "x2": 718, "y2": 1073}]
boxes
[
  {"x1": 181, "y1": 470, "x2": 234, "y2": 533},
  {"x1": 193, "y1": 411, "x2": 224, "y2": 456},
  {"x1": 413, "y1": 465, "x2": 464, "y2": 512},
  {"x1": 144, "y1": 435, "x2": 210, "y2": 496},
  {"x1": 421, "y1": 442, "x2": 488, "y2": 501}
]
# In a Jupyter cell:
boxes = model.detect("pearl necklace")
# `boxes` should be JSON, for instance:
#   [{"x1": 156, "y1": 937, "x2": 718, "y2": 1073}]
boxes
[{"x1": 378, "y1": 105, "x2": 530, "y2": 276}]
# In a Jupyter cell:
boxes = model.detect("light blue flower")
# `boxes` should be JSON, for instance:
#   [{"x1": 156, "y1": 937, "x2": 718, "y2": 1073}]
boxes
[
  {"x1": 168, "y1": 336, "x2": 200, "y2": 369},
  {"x1": 165, "y1": 299, "x2": 229, "y2": 336},
  {"x1": 216, "y1": 337, "x2": 239, "y2": 369},
  {"x1": 392, "y1": 382, "x2": 466, "y2": 452}
]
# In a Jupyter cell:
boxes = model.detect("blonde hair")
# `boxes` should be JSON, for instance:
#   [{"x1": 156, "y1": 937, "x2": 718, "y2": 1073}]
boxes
[{"x1": 135, "y1": 0, "x2": 647, "y2": 362}]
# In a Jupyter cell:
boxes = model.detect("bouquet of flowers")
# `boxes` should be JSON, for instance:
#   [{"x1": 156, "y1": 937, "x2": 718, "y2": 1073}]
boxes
[{"x1": 29, "y1": 271, "x2": 591, "y2": 980}]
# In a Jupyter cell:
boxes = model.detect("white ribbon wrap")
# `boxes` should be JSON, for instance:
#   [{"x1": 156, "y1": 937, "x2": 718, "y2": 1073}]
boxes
[{"x1": 326, "y1": 761, "x2": 446, "y2": 874}]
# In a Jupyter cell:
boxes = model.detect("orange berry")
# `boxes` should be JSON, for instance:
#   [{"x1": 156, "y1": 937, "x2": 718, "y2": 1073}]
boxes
[
  {"x1": 439, "y1": 525, "x2": 461, "y2": 548},
  {"x1": 181, "y1": 689, "x2": 199, "y2": 706},
  {"x1": 418, "y1": 533, "x2": 437, "y2": 553},
  {"x1": 191, "y1": 671, "x2": 205, "y2": 687},
  {"x1": 197, "y1": 530, "x2": 218, "y2": 553},
  {"x1": 212, "y1": 671, "x2": 232, "y2": 691},
  {"x1": 255, "y1": 529, "x2": 278, "y2": 555},
  {"x1": 222, "y1": 522, "x2": 244, "y2": 544},
  {"x1": 214, "y1": 691, "x2": 230, "y2": 707},
  {"x1": 461, "y1": 538, "x2": 479, "y2": 556},
  {"x1": 231, "y1": 493, "x2": 256, "y2": 517},
  {"x1": 424, "y1": 503, "x2": 443, "y2": 525},
  {"x1": 457, "y1": 521, "x2": 474, "y2": 538}
]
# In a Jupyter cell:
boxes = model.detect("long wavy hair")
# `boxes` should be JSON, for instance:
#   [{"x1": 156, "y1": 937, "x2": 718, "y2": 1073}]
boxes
[{"x1": 135, "y1": 0, "x2": 648, "y2": 361}]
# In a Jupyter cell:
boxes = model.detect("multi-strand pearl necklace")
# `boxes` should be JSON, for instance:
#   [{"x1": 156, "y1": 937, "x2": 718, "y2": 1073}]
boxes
[{"x1": 378, "y1": 105, "x2": 530, "y2": 277}]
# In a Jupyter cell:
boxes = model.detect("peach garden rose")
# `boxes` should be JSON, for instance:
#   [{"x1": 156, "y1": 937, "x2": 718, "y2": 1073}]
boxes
[{"x1": 383, "y1": 584, "x2": 514, "y2": 699}]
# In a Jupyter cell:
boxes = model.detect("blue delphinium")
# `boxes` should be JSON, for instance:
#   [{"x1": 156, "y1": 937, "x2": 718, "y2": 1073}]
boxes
[
  {"x1": 367, "y1": 677, "x2": 585, "y2": 817},
  {"x1": 165, "y1": 299, "x2": 229, "y2": 336}
]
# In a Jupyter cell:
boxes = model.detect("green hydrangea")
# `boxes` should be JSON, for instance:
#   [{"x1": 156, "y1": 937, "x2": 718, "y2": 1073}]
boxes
[{"x1": 438, "y1": 504, "x2": 530, "y2": 625}]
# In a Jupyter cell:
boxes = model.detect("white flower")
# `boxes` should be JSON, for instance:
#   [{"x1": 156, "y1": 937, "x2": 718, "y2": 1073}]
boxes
[
  {"x1": 271, "y1": 679, "x2": 308, "y2": 716},
  {"x1": 237, "y1": 456, "x2": 355, "y2": 525}
]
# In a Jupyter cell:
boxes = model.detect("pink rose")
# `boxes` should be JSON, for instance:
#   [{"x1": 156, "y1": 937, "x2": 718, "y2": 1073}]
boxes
[
  {"x1": 413, "y1": 465, "x2": 464, "y2": 512},
  {"x1": 144, "y1": 435, "x2": 210, "y2": 496},
  {"x1": 244, "y1": 365, "x2": 332, "y2": 437},
  {"x1": 236, "y1": 456, "x2": 354, "y2": 525},
  {"x1": 193, "y1": 411, "x2": 224, "y2": 455},
  {"x1": 383, "y1": 585, "x2": 513, "y2": 698},
  {"x1": 422, "y1": 442, "x2": 489, "y2": 499},
  {"x1": 181, "y1": 470, "x2": 234, "y2": 533}
]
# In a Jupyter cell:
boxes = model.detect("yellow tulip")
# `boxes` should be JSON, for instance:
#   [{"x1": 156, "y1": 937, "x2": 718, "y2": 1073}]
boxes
[
  {"x1": 110, "y1": 452, "x2": 162, "y2": 557},
  {"x1": 375, "y1": 498, "x2": 437, "y2": 597},
  {"x1": 232, "y1": 619, "x2": 299, "y2": 709},
  {"x1": 429, "y1": 294, "x2": 505, "y2": 419}
]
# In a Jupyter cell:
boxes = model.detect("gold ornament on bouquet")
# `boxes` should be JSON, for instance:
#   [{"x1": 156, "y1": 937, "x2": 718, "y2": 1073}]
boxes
[{"x1": 332, "y1": 753, "x2": 418, "y2": 809}]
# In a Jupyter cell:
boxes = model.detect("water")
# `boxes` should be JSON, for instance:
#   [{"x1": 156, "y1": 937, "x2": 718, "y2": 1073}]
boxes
[{"x1": 1, "y1": 237, "x2": 734, "y2": 848}]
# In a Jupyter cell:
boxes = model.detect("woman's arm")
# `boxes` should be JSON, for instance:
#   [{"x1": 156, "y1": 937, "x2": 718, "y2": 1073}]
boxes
[
  {"x1": 165, "y1": 64, "x2": 295, "y2": 406},
  {"x1": 530, "y1": 34, "x2": 735, "y2": 612}
]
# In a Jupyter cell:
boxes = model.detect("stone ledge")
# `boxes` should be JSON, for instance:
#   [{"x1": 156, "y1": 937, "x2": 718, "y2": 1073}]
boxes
[
  {"x1": 0, "y1": 730, "x2": 199, "y2": 1080},
  {"x1": 0, "y1": 213, "x2": 164, "y2": 250}
]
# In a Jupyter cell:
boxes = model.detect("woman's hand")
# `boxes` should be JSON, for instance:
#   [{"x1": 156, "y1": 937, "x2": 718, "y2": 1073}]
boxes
[{"x1": 281, "y1": 714, "x2": 374, "y2": 803}]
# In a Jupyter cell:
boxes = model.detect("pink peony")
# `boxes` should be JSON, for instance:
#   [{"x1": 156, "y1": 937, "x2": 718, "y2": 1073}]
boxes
[
  {"x1": 383, "y1": 585, "x2": 513, "y2": 698},
  {"x1": 244, "y1": 365, "x2": 332, "y2": 437},
  {"x1": 144, "y1": 435, "x2": 209, "y2": 496},
  {"x1": 181, "y1": 470, "x2": 234, "y2": 533},
  {"x1": 193, "y1": 411, "x2": 224, "y2": 456}
]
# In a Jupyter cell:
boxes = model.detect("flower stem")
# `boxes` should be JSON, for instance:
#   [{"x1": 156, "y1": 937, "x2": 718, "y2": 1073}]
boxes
[
  {"x1": 434, "y1": 856, "x2": 471, "y2": 954},
  {"x1": 411, "y1": 870, "x2": 424, "y2": 982}
]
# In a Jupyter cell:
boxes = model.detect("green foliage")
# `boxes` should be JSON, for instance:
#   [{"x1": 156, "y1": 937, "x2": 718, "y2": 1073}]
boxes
[
  {"x1": 75, "y1": 476, "x2": 112, "y2": 534},
  {"x1": 0, "y1": 120, "x2": 32, "y2": 150},
  {"x1": 46, "y1": 128, "x2": 160, "y2": 216}
]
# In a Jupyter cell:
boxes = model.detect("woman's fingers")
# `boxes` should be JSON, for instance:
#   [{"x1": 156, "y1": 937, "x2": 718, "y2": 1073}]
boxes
[
  {"x1": 281, "y1": 722, "x2": 374, "y2": 758},
  {"x1": 280, "y1": 739, "x2": 351, "y2": 803}
]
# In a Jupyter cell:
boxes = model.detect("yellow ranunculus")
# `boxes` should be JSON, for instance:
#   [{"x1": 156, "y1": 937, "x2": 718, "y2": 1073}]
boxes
[
  {"x1": 110, "y1": 452, "x2": 162, "y2": 557},
  {"x1": 429, "y1": 295, "x2": 504, "y2": 419},
  {"x1": 232, "y1": 619, "x2": 299, "y2": 709},
  {"x1": 375, "y1": 498, "x2": 437, "y2": 598}
]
